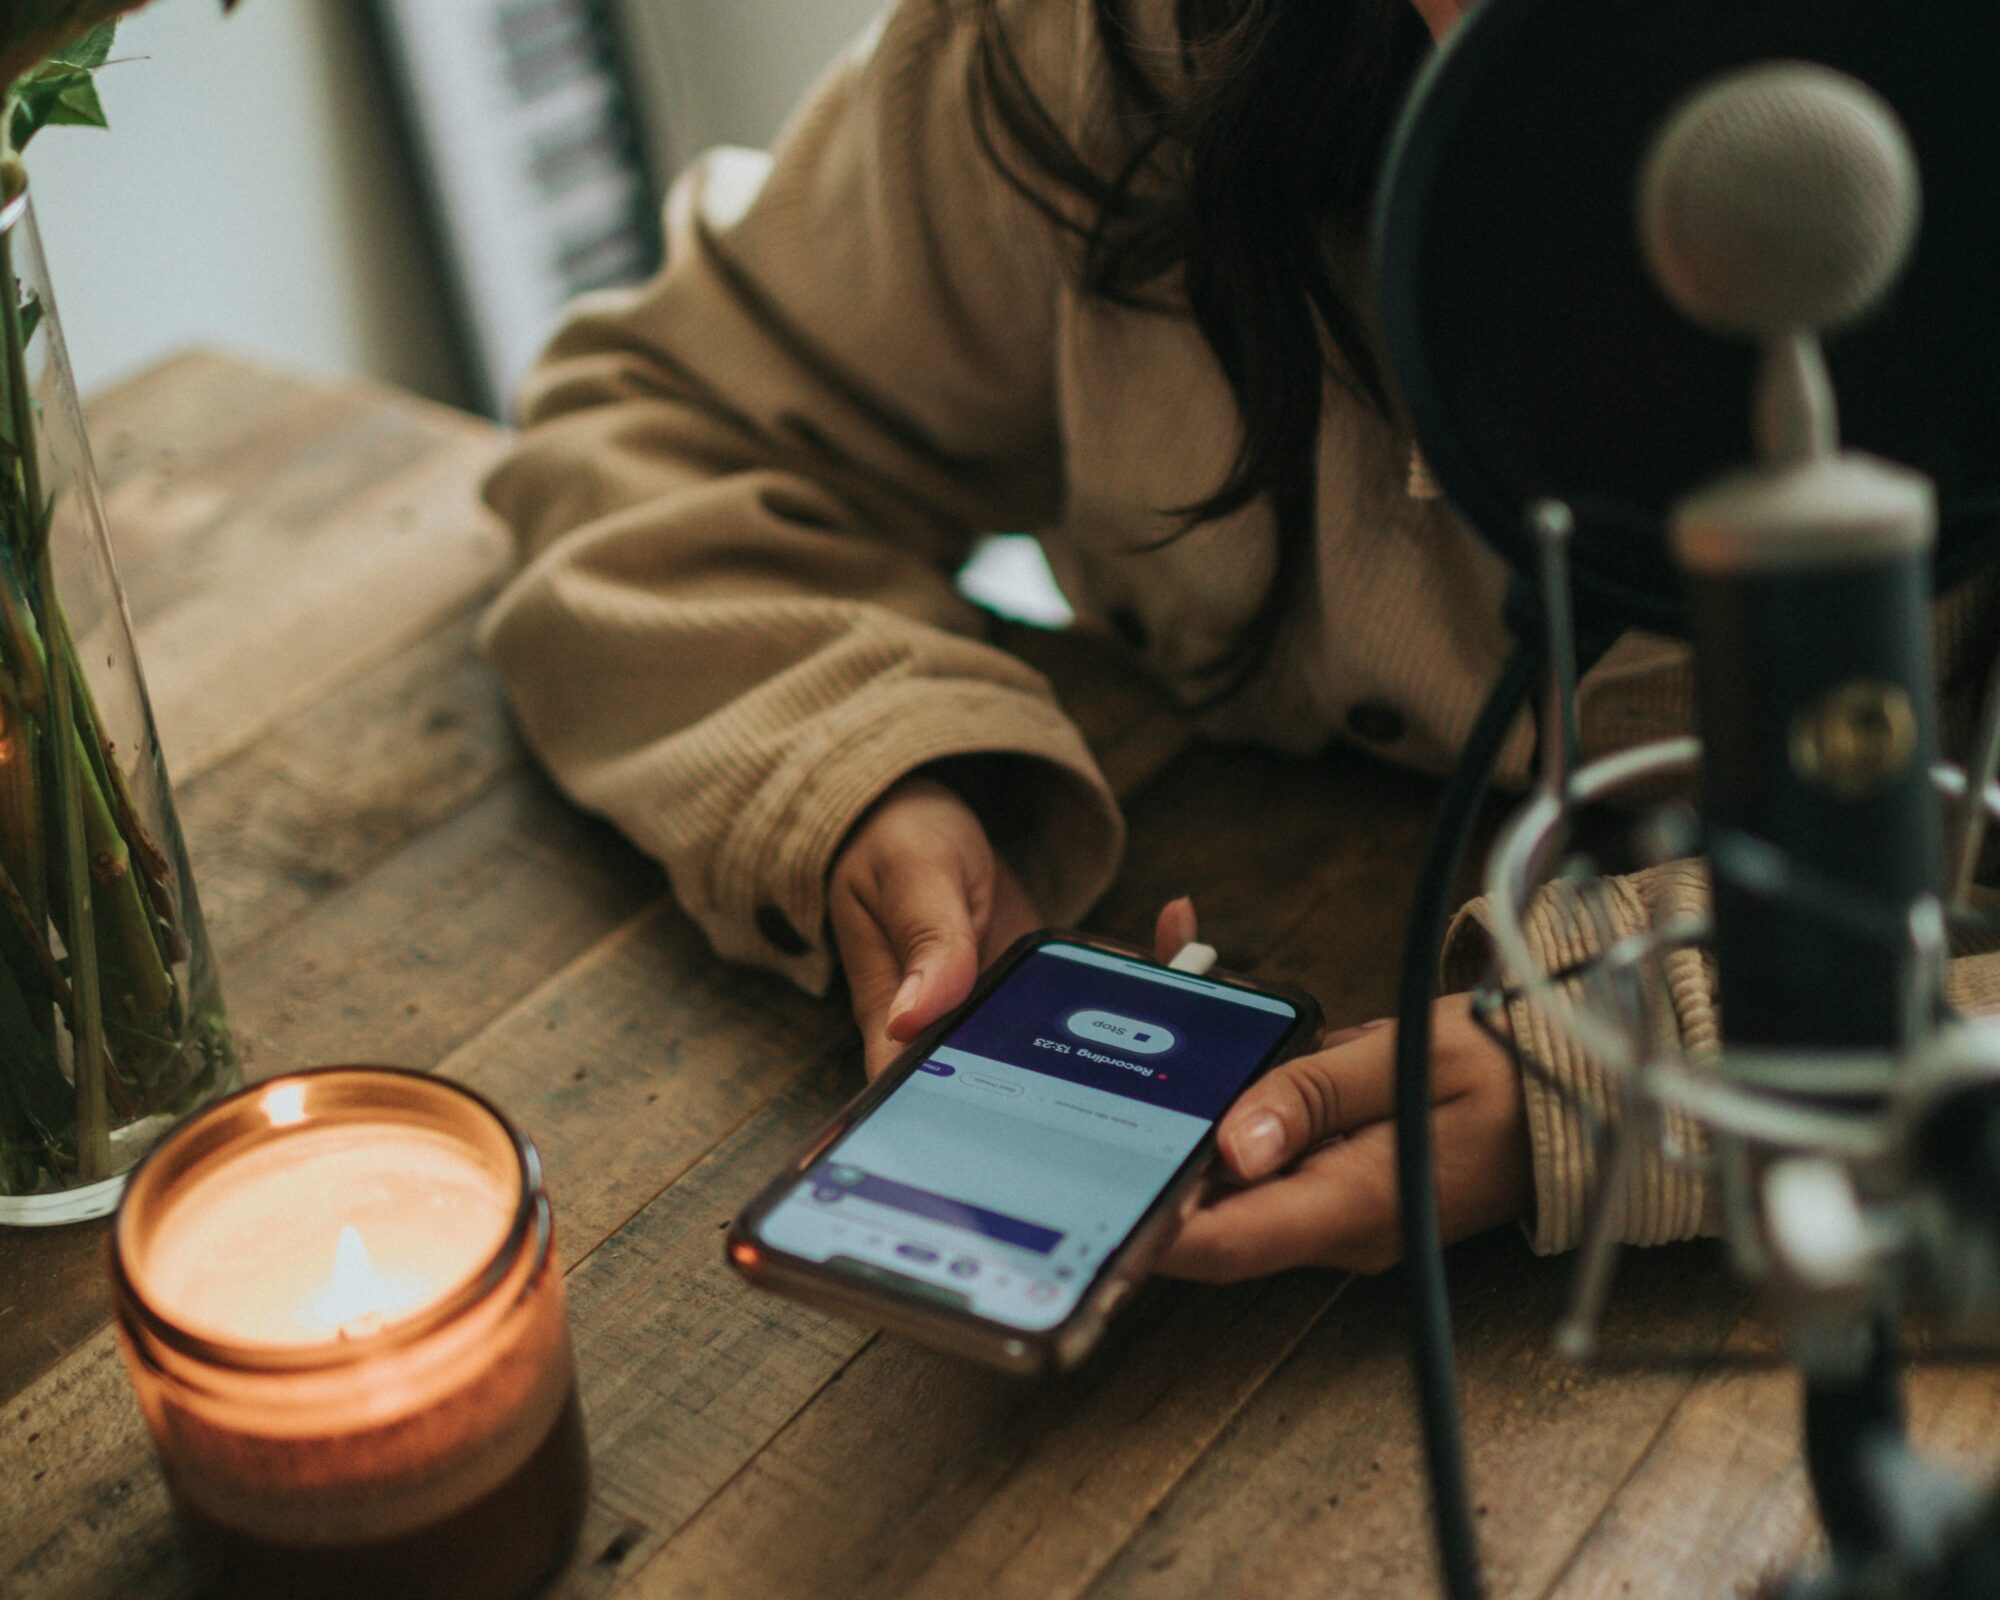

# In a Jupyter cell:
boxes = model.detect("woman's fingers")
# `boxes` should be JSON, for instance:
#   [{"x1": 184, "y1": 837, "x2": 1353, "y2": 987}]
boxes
[
  {"x1": 1153, "y1": 895, "x2": 1198, "y2": 962},
  {"x1": 1160, "y1": 1000, "x2": 1533, "y2": 1280},
  {"x1": 1215, "y1": 1024, "x2": 1398, "y2": 1182},
  {"x1": 828, "y1": 888, "x2": 910, "y2": 1077},
  {"x1": 876, "y1": 850, "x2": 983, "y2": 1044},
  {"x1": 1158, "y1": 1126, "x2": 1399, "y2": 1281},
  {"x1": 829, "y1": 776, "x2": 1002, "y2": 1077}
]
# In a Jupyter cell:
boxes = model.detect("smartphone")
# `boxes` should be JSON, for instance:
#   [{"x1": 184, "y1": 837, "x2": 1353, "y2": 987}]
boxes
[{"x1": 728, "y1": 931, "x2": 1320, "y2": 1375}]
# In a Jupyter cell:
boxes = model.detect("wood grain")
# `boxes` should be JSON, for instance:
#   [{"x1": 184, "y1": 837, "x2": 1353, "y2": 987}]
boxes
[
  {"x1": 0, "y1": 362, "x2": 518, "y2": 1407},
  {"x1": 0, "y1": 881, "x2": 814, "y2": 1599},
  {"x1": 1543, "y1": 1331, "x2": 2000, "y2": 1600},
  {"x1": 1083, "y1": 1238, "x2": 1741, "y2": 1600},
  {"x1": 0, "y1": 352, "x2": 1875, "y2": 1600},
  {"x1": 0, "y1": 772, "x2": 650, "y2": 1405},
  {"x1": 93, "y1": 353, "x2": 511, "y2": 782},
  {"x1": 594, "y1": 748, "x2": 1438, "y2": 1600},
  {"x1": 224, "y1": 776, "x2": 654, "y2": 1082},
  {"x1": 178, "y1": 606, "x2": 516, "y2": 961}
]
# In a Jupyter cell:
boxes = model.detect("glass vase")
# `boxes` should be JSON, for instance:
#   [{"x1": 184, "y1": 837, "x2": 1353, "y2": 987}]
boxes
[{"x1": 0, "y1": 183, "x2": 237, "y2": 1224}]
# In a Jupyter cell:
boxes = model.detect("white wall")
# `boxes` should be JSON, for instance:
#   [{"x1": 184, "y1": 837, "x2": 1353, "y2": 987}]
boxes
[
  {"x1": 25, "y1": 1, "x2": 465, "y2": 406},
  {"x1": 19, "y1": 0, "x2": 886, "y2": 409},
  {"x1": 618, "y1": 0, "x2": 887, "y2": 172}
]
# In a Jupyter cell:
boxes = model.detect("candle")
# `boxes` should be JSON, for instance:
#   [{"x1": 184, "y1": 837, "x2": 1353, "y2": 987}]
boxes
[{"x1": 111, "y1": 1068, "x2": 589, "y2": 1600}]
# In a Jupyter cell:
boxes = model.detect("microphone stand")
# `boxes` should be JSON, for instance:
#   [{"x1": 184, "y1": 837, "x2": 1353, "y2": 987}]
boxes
[{"x1": 1374, "y1": 28, "x2": 2000, "y2": 1600}]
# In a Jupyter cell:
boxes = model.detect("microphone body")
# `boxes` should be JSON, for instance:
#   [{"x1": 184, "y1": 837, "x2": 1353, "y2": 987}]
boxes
[
  {"x1": 1642, "y1": 62, "x2": 1940, "y2": 1055},
  {"x1": 1675, "y1": 456, "x2": 1941, "y2": 1051}
]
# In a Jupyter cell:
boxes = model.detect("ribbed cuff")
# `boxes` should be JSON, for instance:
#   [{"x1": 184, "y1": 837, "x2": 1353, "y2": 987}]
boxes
[
  {"x1": 1445, "y1": 866, "x2": 1717, "y2": 1255},
  {"x1": 706, "y1": 677, "x2": 1124, "y2": 994}
]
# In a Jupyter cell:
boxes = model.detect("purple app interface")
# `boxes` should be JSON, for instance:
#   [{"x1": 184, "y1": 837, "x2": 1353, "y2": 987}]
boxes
[{"x1": 756, "y1": 942, "x2": 1298, "y2": 1332}]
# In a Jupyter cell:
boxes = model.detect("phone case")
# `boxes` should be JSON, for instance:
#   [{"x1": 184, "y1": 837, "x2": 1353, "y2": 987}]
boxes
[{"x1": 725, "y1": 930, "x2": 1322, "y2": 1376}]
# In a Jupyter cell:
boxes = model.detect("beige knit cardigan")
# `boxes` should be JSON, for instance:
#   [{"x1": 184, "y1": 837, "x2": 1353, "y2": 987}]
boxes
[{"x1": 478, "y1": 0, "x2": 2000, "y2": 1255}]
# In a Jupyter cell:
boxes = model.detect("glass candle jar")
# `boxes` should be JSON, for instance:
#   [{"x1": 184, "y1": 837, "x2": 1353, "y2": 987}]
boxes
[{"x1": 110, "y1": 1068, "x2": 589, "y2": 1600}]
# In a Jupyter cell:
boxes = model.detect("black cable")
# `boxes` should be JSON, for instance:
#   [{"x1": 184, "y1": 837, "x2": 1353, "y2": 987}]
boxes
[{"x1": 1394, "y1": 635, "x2": 1544, "y2": 1600}]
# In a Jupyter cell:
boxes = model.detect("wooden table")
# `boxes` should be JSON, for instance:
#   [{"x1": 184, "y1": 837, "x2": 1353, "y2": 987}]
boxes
[{"x1": 2, "y1": 353, "x2": 1995, "y2": 1599}]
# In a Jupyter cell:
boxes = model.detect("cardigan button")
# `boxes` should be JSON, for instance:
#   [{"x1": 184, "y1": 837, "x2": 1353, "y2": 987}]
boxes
[
  {"x1": 1345, "y1": 701, "x2": 1407, "y2": 744},
  {"x1": 755, "y1": 904, "x2": 811, "y2": 957}
]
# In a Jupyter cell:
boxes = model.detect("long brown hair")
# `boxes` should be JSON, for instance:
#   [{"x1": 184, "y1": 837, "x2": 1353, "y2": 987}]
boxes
[{"x1": 968, "y1": 0, "x2": 1431, "y2": 696}]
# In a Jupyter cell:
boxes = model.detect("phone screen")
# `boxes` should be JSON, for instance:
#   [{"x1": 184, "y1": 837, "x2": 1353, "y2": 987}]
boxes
[{"x1": 751, "y1": 940, "x2": 1301, "y2": 1331}]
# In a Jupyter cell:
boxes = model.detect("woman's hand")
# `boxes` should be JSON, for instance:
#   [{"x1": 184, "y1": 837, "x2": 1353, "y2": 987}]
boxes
[
  {"x1": 829, "y1": 773, "x2": 1199, "y2": 1077},
  {"x1": 1157, "y1": 993, "x2": 1532, "y2": 1280},
  {"x1": 830, "y1": 775, "x2": 1039, "y2": 1077}
]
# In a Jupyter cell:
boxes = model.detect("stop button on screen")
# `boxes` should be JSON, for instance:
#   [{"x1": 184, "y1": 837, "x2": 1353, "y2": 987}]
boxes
[{"x1": 1065, "y1": 1010, "x2": 1176, "y2": 1055}]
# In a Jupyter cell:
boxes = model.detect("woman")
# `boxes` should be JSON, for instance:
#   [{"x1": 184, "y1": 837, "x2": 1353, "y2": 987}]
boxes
[{"x1": 479, "y1": 0, "x2": 1997, "y2": 1279}]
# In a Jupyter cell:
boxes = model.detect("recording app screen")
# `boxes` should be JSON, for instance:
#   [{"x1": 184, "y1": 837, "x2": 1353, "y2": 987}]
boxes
[{"x1": 755, "y1": 941, "x2": 1299, "y2": 1331}]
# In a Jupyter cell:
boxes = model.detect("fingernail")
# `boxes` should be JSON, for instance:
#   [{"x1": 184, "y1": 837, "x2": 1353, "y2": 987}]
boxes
[
  {"x1": 888, "y1": 971, "x2": 923, "y2": 1026},
  {"x1": 1228, "y1": 1111, "x2": 1286, "y2": 1179}
]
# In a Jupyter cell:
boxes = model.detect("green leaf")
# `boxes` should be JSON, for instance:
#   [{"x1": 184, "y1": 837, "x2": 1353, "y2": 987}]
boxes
[
  {"x1": 9, "y1": 61, "x2": 104, "y2": 150},
  {"x1": 46, "y1": 80, "x2": 106, "y2": 130},
  {"x1": 54, "y1": 23, "x2": 117, "y2": 73},
  {"x1": 3, "y1": 17, "x2": 122, "y2": 149}
]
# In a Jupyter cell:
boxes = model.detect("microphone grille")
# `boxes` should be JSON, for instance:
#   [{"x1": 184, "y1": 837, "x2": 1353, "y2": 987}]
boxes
[{"x1": 1639, "y1": 63, "x2": 1920, "y2": 339}]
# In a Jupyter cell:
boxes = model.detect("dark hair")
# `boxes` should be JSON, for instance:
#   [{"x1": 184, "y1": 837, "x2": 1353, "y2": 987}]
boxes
[{"x1": 968, "y1": 0, "x2": 1431, "y2": 697}]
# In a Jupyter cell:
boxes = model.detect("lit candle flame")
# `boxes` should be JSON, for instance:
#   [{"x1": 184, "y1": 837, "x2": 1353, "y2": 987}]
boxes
[{"x1": 306, "y1": 1224, "x2": 429, "y2": 1338}]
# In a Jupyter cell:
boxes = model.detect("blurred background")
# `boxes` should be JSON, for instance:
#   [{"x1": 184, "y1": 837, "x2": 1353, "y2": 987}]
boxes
[{"x1": 26, "y1": 0, "x2": 886, "y2": 416}]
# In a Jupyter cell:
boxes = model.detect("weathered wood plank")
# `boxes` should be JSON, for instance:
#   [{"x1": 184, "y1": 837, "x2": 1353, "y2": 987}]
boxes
[
  {"x1": 1543, "y1": 1334, "x2": 2000, "y2": 1600},
  {"x1": 0, "y1": 1334, "x2": 176, "y2": 1599},
  {"x1": 85, "y1": 352, "x2": 512, "y2": 783},
  {"x1": 587, "y1": 754, "x2": 1441, "y2": 1600},
  {"x1": 225, "y1": 776, "x2": 657, "y2": 1083},
  {"x1": 0, "y1": 772, "x2": 649, "y2": 1409},
  {"x1": 609, "y1": 1272, "x2": 1340, "y2": 1600},
  {"x1": 1087, "y1": 742, "x2": 1436, "y2": 982},
  {"x1": 1082, "y1": 1237, "x2": 1739, "y2": 1600},
  {"x1": 0, "y1": 346, "x2": 523, "y2": 1411},
  {"x1": 0, "y1": 891, "x2": 831, "y2": 1599},
  {"x1": 1053, "y1": 871, "x2": 1742, "y2": 1600},
  {"x1": 548, "y1": 1060, "x2": 874, "y2": 1598},
  {"x1": 0, "y1": 1226, "x2": 112, "y2": 1422},
  {"x1": 177, "y1": 606, "x2": 517, "y2": 960},
  {"x1": 88, "y1": 354, "x2": 346, "y2": 510},
  {"x1": 542, "y1": 746, "x2": 1426, "y2": 1598},
  {"x1": 133, "y1": 436, "x2": 510, "y2": 781},
  {"x1": 0, "y1": 351, "x2": 1806, "y2": 1600},
  {"x1": 89, "y1": 352, "x2": 496, "y2": 597},
  {"x1": 1537, "y1": 1323, "x2": 1806, "y2": 1600}
]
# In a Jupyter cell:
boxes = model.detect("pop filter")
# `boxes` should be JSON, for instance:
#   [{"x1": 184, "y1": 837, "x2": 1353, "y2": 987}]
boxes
[{"x1": 1374, "y1": 0, "x2": 2000, "y2": 634}]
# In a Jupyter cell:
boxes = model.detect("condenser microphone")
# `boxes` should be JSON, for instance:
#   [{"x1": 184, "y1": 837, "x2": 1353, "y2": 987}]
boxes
[
  {"x1": 1372, "y1": 7, "x2": 2000, "y2": 1597},
  {"x1": 1640, "y1": 64, "x2": 1941, "y2": 1052}
]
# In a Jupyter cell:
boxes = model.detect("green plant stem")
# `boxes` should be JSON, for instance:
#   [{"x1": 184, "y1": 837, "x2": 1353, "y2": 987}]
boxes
[
  {"x1": 0, "y1": 666, "x2": 41, "y2": 930},
  {"x1": 38, "y1": 550, "x2": 108, "y2": 1185},
  {"x1": 0, "y1": 220, "x2": 105, "y2": 1180},
  {"x1": 73, "y1": 713, "x2": 170, "y2": 990},
  {"x1": 57, "y1": 606, "x2": 182, "y2": 956},
  {"x1": 0, "y1": 560, "x2": 44, "y2": 712},
  {"x1": 0, "y1": 841, "x2": 68, "y2": 1012}
]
